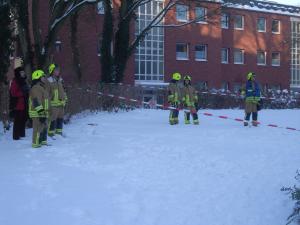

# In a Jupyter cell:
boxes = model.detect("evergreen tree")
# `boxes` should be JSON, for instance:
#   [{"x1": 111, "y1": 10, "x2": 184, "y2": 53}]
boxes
[{"x1": 282, "y1": 170, "x2": 300, "y2": 224}]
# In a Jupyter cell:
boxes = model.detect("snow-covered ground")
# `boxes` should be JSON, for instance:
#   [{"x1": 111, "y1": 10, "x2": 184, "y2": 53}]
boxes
[{"x1": 0, "y1": 109, "x2": 300, "y2": 225}]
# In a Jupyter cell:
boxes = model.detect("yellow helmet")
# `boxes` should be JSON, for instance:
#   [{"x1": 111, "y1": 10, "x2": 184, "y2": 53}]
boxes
[
  {"x1": 183, "y1": 75, "x2": 191, "y2": 81},
  {"x1": 32, "y1": 70, "x2": 45, "y2": 81},
  {"x1": 48, "y1": 63, "x2": 56, "y2": 75},
  {"x1": 247, "y1": 72, "x2": 255, "y2": 80},
  {"x1": 172, "y1": 72, "x2": 181, "y2": 81}
]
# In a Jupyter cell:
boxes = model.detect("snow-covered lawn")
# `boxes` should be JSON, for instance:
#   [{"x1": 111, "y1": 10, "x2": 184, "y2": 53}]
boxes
[{"x1": 0, "y1": 109, "x2": 299, "y2": 225}]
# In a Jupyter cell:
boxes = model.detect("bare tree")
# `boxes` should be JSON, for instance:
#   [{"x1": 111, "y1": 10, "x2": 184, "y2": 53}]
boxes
[
  {"x1": 11, "y1": 0, "x2": 99, "y2": 76},
  {"x1": 100, "y1": 0, "x2": 234, "y2": 83}
]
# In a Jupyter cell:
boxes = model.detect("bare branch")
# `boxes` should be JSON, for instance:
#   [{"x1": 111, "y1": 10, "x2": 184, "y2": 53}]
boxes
[{"x1": 50, "y1": 0, "x2": 98, "y2": 31}]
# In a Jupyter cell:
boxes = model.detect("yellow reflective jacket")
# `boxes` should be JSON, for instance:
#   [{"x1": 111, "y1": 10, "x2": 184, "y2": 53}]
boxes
[
  {"x1": 182, "y1": 85, "x2": 198, "y2": 107},
  {"x1": 47, "y1": 76, "x2": 67, "y2": 107},
  {"x1": 28, "y1": 82, "x2": 49, "y2": 118},
  {"x1": 168, "y1": 82, "x2": 181, "y2": 103}
]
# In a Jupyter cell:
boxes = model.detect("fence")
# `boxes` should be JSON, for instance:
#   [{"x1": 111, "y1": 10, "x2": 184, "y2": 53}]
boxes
[{"x1": 1, "y1": 82, "x2": 300, "y2": 128}]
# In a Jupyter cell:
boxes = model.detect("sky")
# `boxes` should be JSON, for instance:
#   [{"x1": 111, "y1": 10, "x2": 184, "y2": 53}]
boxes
[{"x1": 273, "y1": 0, "x2": 300, "y2": 6}]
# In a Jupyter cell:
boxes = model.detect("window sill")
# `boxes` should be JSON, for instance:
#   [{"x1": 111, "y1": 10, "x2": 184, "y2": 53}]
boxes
[
  {"x1": 234, "y1": 27, "x2": 244, "y2": 30},
  {"x1": 221, "y1": 62, "x2": 229, "y2": 64},
  {"x1": 257, "y1": 63, "x2": 266, "y2": 66},
  {"x1": 196, "y1": 21, "x2": 208, "y2": 24},
  {"x1": 195, "y1": 59, "x2": 208, "y2": 62},
  {"x1": 177, "y1": 19, "x2": 189, "y2": 23},
  {"x1": 258, "y1": 30, "x2": 266, "y2": 33},
  {"x1": 222, "y1": 27, "x2": 229, "y2": 29},
  {"x1": 176, "y1": 58, "x2": 189, "y2": 61},
  {"x1": 272, "y1": 32, "x2": 280, "y2": 35},
  {"x1": 272, "y1": 64, "x2": 280, "y2": 67},
  {"x1": 234, "y1": 62, "x2": 244, "y2": 65}
]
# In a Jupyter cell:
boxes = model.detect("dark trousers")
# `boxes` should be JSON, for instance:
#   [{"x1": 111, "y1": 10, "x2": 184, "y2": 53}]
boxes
[
  {"x1": 245, "y1": 112, "x2": 258, "y2": 121},
  {"x1": 13, "y1": 110, "x2": 27, "y2": 140}
]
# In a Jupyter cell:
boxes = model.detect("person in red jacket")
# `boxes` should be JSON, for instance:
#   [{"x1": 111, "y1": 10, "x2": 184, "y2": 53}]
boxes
[{"x1": 9, "y1": 67, "x2": 29, "y2": 140}]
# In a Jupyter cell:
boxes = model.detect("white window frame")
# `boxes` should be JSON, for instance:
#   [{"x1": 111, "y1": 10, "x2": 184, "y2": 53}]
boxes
[
  {"x1": 271, "y1": 52, "x2": 280, "y2": 66},
  {"x1": 257, "y1": 17, "x2": 266, "y2": 32},
  {"x1": 272, "y1": 20, "x2": 281, "y2": 34},
  {"x1": 257, "y1": 51, "x2": 267, "y2": 66},
  {"x1": 234, "y1": 49, "x2": 244, "y2": 64},
  {"x1": 221, "y1": 13, "x2": 229, "y2": 29},
  {"x1": 176, "y1": 4, "x2": 189, "y2": 22},
  {"x1": 195, "y1": 7, "x2": 207, "y2": 24},
  {"x1": 195, "y1": 44, "x2": 207, "y2": 61},
  {"x1": 176, "y1": 43, "x2": 189, "y2": 60},
  {"x1": 221, "y1": 48, "x2": 229, "y2": 64},
  {"x1": 234, "y1": 15, "x2": 244, "y2": 30}
]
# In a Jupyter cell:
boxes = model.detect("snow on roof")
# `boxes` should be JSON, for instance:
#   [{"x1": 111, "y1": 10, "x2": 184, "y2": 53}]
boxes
[{"x1": 223, "y1": 0, "x2": 300, "y2": 17}]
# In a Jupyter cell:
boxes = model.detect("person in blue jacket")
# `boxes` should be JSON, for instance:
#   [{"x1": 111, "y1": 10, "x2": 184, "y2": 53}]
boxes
[{"x1": 241, "y1": 72, "x2": 261, "y2": 126}]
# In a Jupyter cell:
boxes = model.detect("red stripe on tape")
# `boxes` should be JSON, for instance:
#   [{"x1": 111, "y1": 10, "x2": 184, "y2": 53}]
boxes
[
  {"x1": 268, "y1": 124, "x2": 278, "y2": 127},
  {"x1": 235, "y1": 118, "x2": 244, "y2": 122},
  {"x1": 286, "y1": 127, "x2": 297, "y2": 131},
  {"x1": 219, "y1": 116, "x2": 228, "y2": 119},
  {"x1": 204, "y1": 113, "x2": 213, "y2": 116}
]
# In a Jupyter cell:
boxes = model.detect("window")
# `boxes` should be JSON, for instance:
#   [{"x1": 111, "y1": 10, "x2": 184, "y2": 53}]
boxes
[
  {"x1": 97, "y1": 1, "x2": 105, "y2": 14},
  {"x1": 272, "y1": 20, "x2": 280, "y2": 33},
  {"x1": 195, "y1": 44, "x2": 207, "y2": 61},
  {"x1": 221, "y1": 48, "x2": 229, "y2": 63},
  {"x1": 195, "y1": 7, "x2": 207, "y2": 23},
  {"x1": 176, "y1": 43, "x2": 188, "y2": 60},
  {"x1": 234, "y1": 49, "x2": 244, "y2": 64},
  {"x1": 221, "y1": 82, "x2": 229, "y2": 91},
  {"x1": 272, "y1": 52, "x2": 280, "y2": 66},
  {"x1": 197, "y1": 81, "x2": 208, "y2": 90},
  {"x1": 233, "y1": 83, "x2": 242, "y2": 93},
  {"x1": 176, "y1": 5, "x2": 188, "y2": 22},
  {"x1": 234, "y1": 15, "x2": 244, "y2": 30},
  {"x1": 221, "y1": 13, "x2": 229, "y2": 29},
  {"x1": 257, "y1": 51, "x2": 266, "y2": 65},
  {"x1": 257, "y1": 18, "x2": 266, "y2": 32},
  {"x1": 135, "y1": 1, "x2": 165, "y2": 82}
]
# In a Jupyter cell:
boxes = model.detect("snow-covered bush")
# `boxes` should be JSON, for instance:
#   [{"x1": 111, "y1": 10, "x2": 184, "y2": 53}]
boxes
[{"x1": 282, "y1": 170, "x2": 300, "y2": 225}]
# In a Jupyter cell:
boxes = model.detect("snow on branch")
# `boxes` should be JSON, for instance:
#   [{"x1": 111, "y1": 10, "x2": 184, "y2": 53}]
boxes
[{"x1": 50, "y1": 0, "x2": 97, "y2": 31}]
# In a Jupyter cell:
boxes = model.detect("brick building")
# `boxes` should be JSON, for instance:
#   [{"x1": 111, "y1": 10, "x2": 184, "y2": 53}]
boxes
[{"x1": 28, "y1": 1, "x2": 300, "y2": 92}]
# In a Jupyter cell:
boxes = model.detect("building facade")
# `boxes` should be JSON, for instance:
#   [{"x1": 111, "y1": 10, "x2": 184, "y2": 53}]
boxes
[{"x1": 28, "y1": 0, "x2": 300, "y2": 91}]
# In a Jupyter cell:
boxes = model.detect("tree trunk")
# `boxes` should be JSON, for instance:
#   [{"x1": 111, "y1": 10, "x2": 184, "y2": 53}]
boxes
[{"x1": 100, "y1": 0, "x2": 114, "y2": 83}]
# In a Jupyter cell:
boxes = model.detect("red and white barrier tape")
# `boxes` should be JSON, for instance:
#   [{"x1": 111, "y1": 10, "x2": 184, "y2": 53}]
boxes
[
  {"x1": 200, "y1": 111, "x2": 300, "y2": 132},
  {"x1": 96, "y1": 91, "x2": 300, "y2": 133}
]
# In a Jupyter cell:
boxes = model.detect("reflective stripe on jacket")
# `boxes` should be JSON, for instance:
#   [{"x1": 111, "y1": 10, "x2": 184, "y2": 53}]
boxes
[
  {"x1": 245, "y1": 80, "x2": 260, "y2": 103},
  {"x1": 182, "y1": 85, "x2": 198, "y2": 107},
  {"x1": 48, "y1": 76, "x2": 67, "y2": 107},
  {"x1": 29, "y1": 82, "x2": 49, "y2": 118},
  {"x1": 168, "y1": 82, "x2": 181, "y2": 103}
]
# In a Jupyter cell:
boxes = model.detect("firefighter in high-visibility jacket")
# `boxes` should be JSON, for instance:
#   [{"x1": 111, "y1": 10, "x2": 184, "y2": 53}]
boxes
[
  {"x1": 182, "y1": 75, "x2": 199, "y2": 125},
  {"x1": 29, "y1": 70, "x2": 49, "y2": 148},
  {"x1": 241, "y1": 72, "x2": 261, "y2": 126},
  {"x1": 47, "y1": 64, "x2": 67, "y2": 136},
  {"x1": 168, "y1": 72, "x2": 181, "y2": 125}
]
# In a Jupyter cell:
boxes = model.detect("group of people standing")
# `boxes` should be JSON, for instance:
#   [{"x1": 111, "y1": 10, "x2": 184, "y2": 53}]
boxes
[
  {"x1": 9, "y1": 63, "x2": 67, "y2": 148},
  {"x1": 167, "y1": 71, "x2": 261, "y2": 126},
  {"x1": 168, "y1": 72, "x2": 199, "y2": 125}
]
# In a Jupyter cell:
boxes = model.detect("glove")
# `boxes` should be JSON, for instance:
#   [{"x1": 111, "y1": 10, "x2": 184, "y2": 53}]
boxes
[{"x1": 39, "y1": 117, "x2": 46, "y2": 123}]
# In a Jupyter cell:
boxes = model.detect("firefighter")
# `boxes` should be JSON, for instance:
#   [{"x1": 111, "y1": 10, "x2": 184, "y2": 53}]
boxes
[
  {"x1": 28, "y1": 70, "x2": 49, "y2": 148},
  {"x1": 182, "y1": 75, "x2": 199, "y2": 125},
  {"x1": 241, "y1": 72, "x2": 261, "y2": 126},
  {"x1": 47, "y1": 64, "x2": 67, "y2": 136},
  {"x1": 9, "y1": 67, "x2": 29, "y2": 140},
  {"x1": 168, "y1": 72, "x2": 181, "y2": 125}
]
